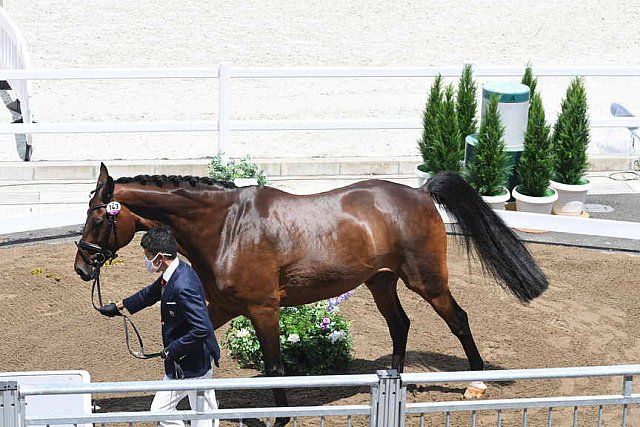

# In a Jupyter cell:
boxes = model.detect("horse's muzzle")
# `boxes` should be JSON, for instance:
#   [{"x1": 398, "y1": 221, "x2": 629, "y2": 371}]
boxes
[{"x1": 75, "y1": 265, "x2": 97, "y2": 282}]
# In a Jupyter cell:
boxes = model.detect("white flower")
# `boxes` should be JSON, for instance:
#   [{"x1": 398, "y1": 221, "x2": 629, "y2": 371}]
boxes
[
  {"x1": 287, "y1": 334, "x2": 300, "y2": 343},
  {"x1": 328, "y1": 330, "x2": 346, "y2": 344},
  {"x1": 235, "y1": 328, "x2": 251, "y2": 338}
]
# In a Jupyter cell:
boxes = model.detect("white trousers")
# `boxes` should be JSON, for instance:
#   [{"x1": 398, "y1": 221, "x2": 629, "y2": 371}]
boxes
[{"x1": 150, "y1": 369, "x2": 219, "y2": 427}]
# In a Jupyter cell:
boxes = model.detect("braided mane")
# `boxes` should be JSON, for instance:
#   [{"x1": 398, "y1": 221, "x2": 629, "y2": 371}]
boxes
[{"x1": 115, "y1": 174, "x2": 236, "y2": 190}]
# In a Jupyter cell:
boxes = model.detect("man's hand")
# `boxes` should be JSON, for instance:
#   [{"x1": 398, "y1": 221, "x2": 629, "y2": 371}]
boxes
[
  {"x1": 161, "y1": 347, "x2": 171, "y2": 360},
  {"x1": 97, "y1": 303, "x2": 122, "y2": 317}
]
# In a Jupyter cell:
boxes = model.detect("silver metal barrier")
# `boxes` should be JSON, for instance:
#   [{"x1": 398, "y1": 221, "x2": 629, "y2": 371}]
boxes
[
  {"x1": 402, "y1": 365, "x2": 640, "y2": 426},
  {"x1": 2, "y1": 365, "x2": 640, "y2": 426},
  {"x1": 1, "y1": 381, "x2": 22, "y2": 427}
]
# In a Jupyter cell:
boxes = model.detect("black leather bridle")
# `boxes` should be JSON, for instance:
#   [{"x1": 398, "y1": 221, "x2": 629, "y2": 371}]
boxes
[
  {"x1": 75, "y1": 202, "x2": 120, "y2": 269},
  {"x1": 76, "y1": 200, "x2": 162, "y2": 359}
]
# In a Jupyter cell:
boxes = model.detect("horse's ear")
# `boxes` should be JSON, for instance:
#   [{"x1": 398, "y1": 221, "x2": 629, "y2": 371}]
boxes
[
  {"x1": 102, "y1": 176, "x2": 114, "y2": 203},
  {"x1": 97, "y1": 162, "x2": 109, "y2": 184}
]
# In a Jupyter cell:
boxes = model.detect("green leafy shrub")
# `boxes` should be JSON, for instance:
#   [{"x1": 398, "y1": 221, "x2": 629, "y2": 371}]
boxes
[
  {"x1": 517, "y1": 93, "x2": 554, "y2": 197},
  {"x1": 551, "y1": 77, "x2": 591, "y2": 185},
  {"x1": 466, "y1": 93, "x2": 511, "y2": 196},
  {"x1": 224, "y1": 294, "x2": 354, "y2": 375},
  {"x1": 208, "y1": 153, "x2": 268, "y2": 185}
]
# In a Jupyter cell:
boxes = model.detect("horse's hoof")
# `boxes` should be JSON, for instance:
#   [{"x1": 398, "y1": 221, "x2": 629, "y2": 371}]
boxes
[
  {"x1": 274, "y1": 416, "x2": 291, "y2": 427},
  {"x1": 463, "y1": 385, "x2": 486, "y2": 400}
]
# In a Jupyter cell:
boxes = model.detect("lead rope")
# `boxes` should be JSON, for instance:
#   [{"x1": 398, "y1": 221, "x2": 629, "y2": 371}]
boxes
[{"x1": 91, "y1": 267, "x2": 162, "y2": 359}]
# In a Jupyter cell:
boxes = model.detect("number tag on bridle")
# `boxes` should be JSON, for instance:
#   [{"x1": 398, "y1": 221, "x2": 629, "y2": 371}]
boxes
[{"x1": 106, "y1": 201, "x2": 121, "y2": 216}]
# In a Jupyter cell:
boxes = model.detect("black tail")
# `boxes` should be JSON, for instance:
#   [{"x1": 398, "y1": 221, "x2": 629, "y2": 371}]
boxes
[{"x1": 425, "y1": 171, "x2": 548, "y2": 303}]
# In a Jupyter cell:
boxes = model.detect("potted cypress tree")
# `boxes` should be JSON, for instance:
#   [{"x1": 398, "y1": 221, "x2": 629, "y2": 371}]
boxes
[
  {"x1": 512, "y1": 93, "x2": 558, "y2": 213},
  {"x1": 549, "y1": 77, "x2": 591, "y2": 215},
  {"x1": 457, "y1": 63, "x2": 478, "y2": 144},
  {"x1": 465, "y1": 93, "x2": 511, "y2": 209},
  {"x1": 521, "y1": 63, "x2": 538, "y2": 102},
  {"x1": 425, "y1": 84, "x2": 464, "y2": 174},
  {"x1": 417, "y1": 69, "x2": 474, "y2": 187},
  {"x1": 416, "y1": 74, "x2": 443, "y2": 186}
]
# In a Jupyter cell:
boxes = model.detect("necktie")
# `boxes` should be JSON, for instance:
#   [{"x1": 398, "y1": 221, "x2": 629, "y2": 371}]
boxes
[{"x1": 160, "y1": 278, "x2": 167, "y2": 287}]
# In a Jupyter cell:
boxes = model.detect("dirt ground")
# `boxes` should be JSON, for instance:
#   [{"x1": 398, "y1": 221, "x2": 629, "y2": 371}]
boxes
[{"x1": 1, "y1": 235, "x2": 639, "y2": 426}]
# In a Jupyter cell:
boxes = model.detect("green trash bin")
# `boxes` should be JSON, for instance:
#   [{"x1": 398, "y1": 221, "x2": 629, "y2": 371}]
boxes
[{"x1": 464, "y1": 134, "x2": 523, "y2": 192}]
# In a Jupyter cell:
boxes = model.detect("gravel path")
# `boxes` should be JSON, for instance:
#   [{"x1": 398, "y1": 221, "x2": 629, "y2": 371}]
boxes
[{"x1": 2, "y1": 1, "x2": 640, "y2": 161}]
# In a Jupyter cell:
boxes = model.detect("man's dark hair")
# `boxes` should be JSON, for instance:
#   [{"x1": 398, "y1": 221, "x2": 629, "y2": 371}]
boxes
[{"x1": 141, "y1": 227, "x2": 177, "y2": 258}]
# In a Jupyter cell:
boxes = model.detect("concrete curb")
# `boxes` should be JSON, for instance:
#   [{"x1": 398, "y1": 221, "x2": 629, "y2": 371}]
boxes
[
  {"x1": 0, "y1": 157, "x2": 424, "y2": 181},
  {"x1": 0, "y1": 155, "x2": 636, "y2": 182}
]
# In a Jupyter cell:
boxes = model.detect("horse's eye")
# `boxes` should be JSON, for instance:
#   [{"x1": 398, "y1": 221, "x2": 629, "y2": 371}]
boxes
[{"x1": 94, "y1": 218, "x2": 104, "y2": 227}]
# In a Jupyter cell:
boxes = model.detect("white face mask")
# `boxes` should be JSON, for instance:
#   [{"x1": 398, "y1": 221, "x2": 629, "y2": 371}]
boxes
[{"x1": 144, "y1": 253, "x2": 162, "y2": 273}]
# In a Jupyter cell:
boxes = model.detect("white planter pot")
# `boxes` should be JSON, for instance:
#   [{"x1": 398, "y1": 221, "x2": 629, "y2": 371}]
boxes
[
  {"x1": 512, "y1": 185, "x2": 558, "y2": 214},
  {"x1": 481, "y1": 187, "x2": 510, "y2": 210},
  {"x1": 549, "y1": 179, "x2": 591, "y2": 216},
  {"x1": 415, "y1": 165, "x2": 431, "y2": 187},
  {"x1": 234, "y1": 177, "x2": 259, "y2": 187}
]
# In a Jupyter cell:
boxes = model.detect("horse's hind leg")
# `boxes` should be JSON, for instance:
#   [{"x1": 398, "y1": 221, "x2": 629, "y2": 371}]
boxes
[
  {"x1": 400, "y1": 258, "x2": 487, "y2": 399},
  {"x1": 428, "y1": 290, "x2": 484, "y2": 372},
  {"x1": 365, "y1": 270, "x2": 410, "y2": 372},
  {"x1": 428, "y1": 290, "x2": 488, "y2": 398}
]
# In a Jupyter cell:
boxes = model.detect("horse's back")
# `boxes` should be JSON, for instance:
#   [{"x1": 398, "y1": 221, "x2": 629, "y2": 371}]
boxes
[{"x1": 255, "y1": 179, "x2": 445, "y2": 253}]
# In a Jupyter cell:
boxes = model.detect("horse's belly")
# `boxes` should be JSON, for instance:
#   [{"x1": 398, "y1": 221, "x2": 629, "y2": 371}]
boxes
[{"x1": 279, "y1": 265, "x2": 372, "y2": 306}]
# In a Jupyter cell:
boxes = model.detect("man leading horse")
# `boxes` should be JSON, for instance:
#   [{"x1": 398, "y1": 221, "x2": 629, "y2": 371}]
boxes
[{"x1": 75, "y1": 163, "x2": 548, "y2": 427}]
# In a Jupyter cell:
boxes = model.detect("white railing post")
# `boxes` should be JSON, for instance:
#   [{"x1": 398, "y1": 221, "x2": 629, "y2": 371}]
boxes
[
  {"x1": 374, "y1": 370, "x2": 404, "y2": 427},
  {"x1": 621, "y1": 375, "x2": 633, "y2": 425},
  {"x1": 217, "y1": 62, "x2": 231, "y2": 155},
  {"x1": 1, "y1": 381, "x2": 23, "y2": 427}
]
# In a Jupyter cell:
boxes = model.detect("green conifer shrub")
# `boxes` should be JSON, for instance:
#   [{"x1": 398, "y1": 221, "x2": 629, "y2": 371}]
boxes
[
  {"x1": 466, "y1": 94, "x2": 511, "y2": 196},
  {"x1": 456, "y1": 63, "x2": 478, "y2": 141},
  {"x1": 425, "y1": 84, "x2": 464, "y2": 172},
  {"x1": 551, "y1": 77, "x2": 591, "y2": 185},
  {"x1": 517, "y1": 93, "x2": 554, "y2": 197},
  {"x1": 521, "y1": 63, "x2": 538, "y2": 102},
  {"x1": 417, "y1": 74, "x2": 444, "y2": 174}
]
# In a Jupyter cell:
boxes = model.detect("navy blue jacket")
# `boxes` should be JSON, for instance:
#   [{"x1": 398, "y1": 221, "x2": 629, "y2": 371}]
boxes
[{"x1": 123, "y1": 261, "x2": 220, "y2": 379}]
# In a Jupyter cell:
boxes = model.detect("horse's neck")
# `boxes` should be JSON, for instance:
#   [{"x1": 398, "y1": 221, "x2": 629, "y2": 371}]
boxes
[{"x1": 117, "y1": 184, "x2": 235, "y2": 258}]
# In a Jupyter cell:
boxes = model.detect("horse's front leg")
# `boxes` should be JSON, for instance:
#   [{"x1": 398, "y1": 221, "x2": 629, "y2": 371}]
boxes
[
  {"x1": 208, "y1": 303, "x2": 238, "y2": 330},
  {"x1": 247, "y1": 304, "x2": 290, "y2": 427}
]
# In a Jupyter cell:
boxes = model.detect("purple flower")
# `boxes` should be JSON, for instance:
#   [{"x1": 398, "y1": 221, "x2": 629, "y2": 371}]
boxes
[
  {"x1": 327, "y1": 290, "x2": 355, "y2": 312},
  {"x1": 320, "y1": 317, "x2": 331, "y2": 330}
]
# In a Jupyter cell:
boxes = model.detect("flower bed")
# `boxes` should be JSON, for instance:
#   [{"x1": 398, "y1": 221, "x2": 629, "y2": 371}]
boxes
[{"x1": 224, "y1": 292, "x2": 354, "y2": 375}]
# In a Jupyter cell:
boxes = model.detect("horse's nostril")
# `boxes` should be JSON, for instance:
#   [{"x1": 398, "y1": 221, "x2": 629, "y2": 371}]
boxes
[{"x1": 75, "y1": 267, "x2": 93, "y2": 281}]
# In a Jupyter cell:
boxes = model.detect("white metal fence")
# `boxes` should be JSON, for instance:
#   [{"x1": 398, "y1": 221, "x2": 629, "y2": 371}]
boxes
[
  {"x1": 1, "y1": 65, "x2": 640, "y2": 159},
  {"x1": 2, "y1": 365, "x2": 639, "y2": 426}
]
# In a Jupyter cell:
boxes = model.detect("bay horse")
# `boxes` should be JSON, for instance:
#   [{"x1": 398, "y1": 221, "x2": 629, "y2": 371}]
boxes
[{"x1": 74, "y1": 163, "x2": 548, "y2": 426}]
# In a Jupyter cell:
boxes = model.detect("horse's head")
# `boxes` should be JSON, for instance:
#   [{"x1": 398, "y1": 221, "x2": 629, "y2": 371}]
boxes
[{"x1": 74, "y1": 163, "x2": 136, "y2": 281}]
